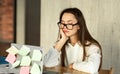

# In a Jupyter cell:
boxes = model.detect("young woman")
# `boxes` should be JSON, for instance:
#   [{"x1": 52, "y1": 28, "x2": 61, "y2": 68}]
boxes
[{"x1": 44, "y1": 7, "x2": 102, "y2": 74}]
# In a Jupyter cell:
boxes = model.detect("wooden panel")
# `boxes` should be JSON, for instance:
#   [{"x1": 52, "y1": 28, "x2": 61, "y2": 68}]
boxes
[{"x1": 25, "y1": 0, "x2": 40, "y2": 46}]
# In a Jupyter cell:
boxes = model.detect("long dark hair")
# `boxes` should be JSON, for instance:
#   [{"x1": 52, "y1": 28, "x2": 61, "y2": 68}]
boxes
[{"x1": 58, "y1": 7, "x2": 102, "y2": 70}]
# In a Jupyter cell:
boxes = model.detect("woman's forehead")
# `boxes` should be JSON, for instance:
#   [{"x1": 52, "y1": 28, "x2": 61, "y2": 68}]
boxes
[{"x1": 61, "y1": 13, "x2": 77, "y2": 23}]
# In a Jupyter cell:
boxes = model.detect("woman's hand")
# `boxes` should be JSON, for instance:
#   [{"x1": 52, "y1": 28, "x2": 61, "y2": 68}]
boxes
[
  {"x1": 68, "y1": 63, "x2": 73, "y2": 69},
  {"x1": 54, "y1": 29, "x2": 68, "y2": 52},
  {"x1": 60, "y1": 29, "x2": 68, "y2": 41}
]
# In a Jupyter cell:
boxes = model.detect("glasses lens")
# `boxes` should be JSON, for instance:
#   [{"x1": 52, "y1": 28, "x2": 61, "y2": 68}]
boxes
[
  {"x1": 66, "y1": 25, "x2": 73, "y2": 30},
  {"x1": 58, "y1": 23, "x2": 63, "y2": 29}
]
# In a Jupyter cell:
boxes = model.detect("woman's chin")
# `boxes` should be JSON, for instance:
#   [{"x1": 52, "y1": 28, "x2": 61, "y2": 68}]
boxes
[{"x1": 65, "y1": 34, "x2": 71, "y2": 37}]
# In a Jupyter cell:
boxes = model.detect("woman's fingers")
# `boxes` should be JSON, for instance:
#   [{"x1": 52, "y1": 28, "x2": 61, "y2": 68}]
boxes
[{"x1": 60, "y1": 29, "x2": 68, "y2": 40}]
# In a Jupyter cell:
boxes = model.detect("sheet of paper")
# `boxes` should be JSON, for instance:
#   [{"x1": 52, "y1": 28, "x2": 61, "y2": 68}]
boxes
[
  {"x1": 6, "y1": 46, "x2": 19, "y2": 54},
  {"x1": 31, "y1": 50, "x2": 42, "y2": 61},
  {"x1": 20, "y1": 56, "x2": 31, "y2": 66},
  {"x1": 5, "y1": 53, "x2": 16, "y2": 64},
  {"x1": 30, "y1": 63, "x2": 40, "y2": 74},
  {"x1": 20, "y1": 66, "x2": 30, "y2": 74},
  {"x1": 18, "y1": 45, "x2": 30, "y2": 56},
  {"x1": 12, "y1": 60, "x2": 20, "y2": 68}
]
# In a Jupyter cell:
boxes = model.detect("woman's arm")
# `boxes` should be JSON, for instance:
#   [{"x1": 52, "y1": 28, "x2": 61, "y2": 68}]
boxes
[
  {"x1": 54, "y1": 29, "x2": 68, "y2": 52},
  {"x1": 43, "y1": 47, "x2": 61, "y2": 67},
  {"x1": 72, "y1": 45, "x2": 101, "y2": 74},
  {"x1": 44, "y1": 29, "x2": 68, "y2": 67}
]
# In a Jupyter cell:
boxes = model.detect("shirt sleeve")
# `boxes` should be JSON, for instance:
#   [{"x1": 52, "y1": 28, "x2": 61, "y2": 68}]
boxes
[
  {"x1": 43, "y1": 47, "x2": 61, "y2": 67},
  {"x1": 73, "y1": 45, "x2": 101, "y2": 74}
]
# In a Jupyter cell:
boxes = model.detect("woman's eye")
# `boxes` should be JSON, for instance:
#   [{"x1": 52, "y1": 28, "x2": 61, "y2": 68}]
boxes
[{"x1": 68, "y1": 23, "x2": 73, "y2": 25}]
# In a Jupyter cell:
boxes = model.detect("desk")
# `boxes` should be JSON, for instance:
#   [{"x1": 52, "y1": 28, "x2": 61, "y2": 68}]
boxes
[
  {"x1": 44, "y1": 66, "x2": 109, "y2": 74},
  {"x1": 44, "y1": 66, "x2": 89, "y2": 74},
  {"x1": 0, "y1": 64, "x2": 109, "y2": 74}
]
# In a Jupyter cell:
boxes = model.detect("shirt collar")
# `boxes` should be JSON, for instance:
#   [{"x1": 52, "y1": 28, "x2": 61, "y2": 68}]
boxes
[{"x1": 67, "y1": 41, "x2": 82, "y2": 47}]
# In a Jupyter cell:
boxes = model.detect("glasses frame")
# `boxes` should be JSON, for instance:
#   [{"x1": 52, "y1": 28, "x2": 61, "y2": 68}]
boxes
[{"x1": 57, "y1": 22, "x2": 78, "y2": 30}]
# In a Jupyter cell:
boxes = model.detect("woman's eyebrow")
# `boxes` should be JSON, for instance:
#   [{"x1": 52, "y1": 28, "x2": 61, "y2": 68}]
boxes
[{"x1": 61, "y1": 20, "x2": 73, "y2": 23}]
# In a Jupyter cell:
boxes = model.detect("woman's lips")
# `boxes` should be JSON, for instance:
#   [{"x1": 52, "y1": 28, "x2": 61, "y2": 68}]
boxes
[{"x1": 63, "y1": 29, "x2": 69, "y2": 32}]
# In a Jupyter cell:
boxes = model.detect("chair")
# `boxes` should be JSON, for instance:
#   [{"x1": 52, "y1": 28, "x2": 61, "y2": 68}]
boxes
[
  {"x1": 109, "y1": 68, "x2": 113, "y2": 74},
  {"x1": 99, "y1": 67, "x2": 114, "y2": 74}
]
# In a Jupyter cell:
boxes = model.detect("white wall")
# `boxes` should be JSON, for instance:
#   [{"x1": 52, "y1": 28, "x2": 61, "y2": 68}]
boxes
[
  {"x1": 16, "y1": 0, "x2": 25, "y2": 44},
  {"x1": 41, "y1": 0, "x2": 120, "y2": 74}
]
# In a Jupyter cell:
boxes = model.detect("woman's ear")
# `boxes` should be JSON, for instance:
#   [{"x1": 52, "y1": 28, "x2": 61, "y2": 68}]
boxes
[{"x1": 77, "y1": 26, "x2": 80, "y2": 30}]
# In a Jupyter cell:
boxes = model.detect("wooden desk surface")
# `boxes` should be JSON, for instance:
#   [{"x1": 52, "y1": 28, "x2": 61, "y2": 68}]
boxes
[
  {"x1": 44, "y1": 66, "x2": 109, "y2": 74},
  {"x1": 0, "y1": 64, "x2": 109, "y2": 74},
  {"x1": 44, "y1": 66, "x2": 89, "y2": 74}
]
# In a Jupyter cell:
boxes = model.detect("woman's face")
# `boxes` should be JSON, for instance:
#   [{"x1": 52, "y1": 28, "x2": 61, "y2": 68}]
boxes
[{"x1": 61, "y1": 13, "x2": 80, "y2": 37}]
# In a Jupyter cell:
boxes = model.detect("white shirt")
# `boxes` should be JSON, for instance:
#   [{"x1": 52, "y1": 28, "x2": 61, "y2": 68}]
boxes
[
  {"x1": 66, "y1": 43, "x2": 83, "y2": 65},
  {"x1": 44, "y1": 43, "x2": 101, "y2": 74}
]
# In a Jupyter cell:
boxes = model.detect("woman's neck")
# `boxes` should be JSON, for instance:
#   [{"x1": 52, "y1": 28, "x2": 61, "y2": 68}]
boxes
[{"x1": 69, "y1": 35, "x2": 79, "y2": 46}]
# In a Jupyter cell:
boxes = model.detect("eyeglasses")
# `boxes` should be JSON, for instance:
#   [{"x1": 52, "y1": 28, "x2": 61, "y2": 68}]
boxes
[{"x1": 57, "y1": 22, "x2": 78, "y2": 30}]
